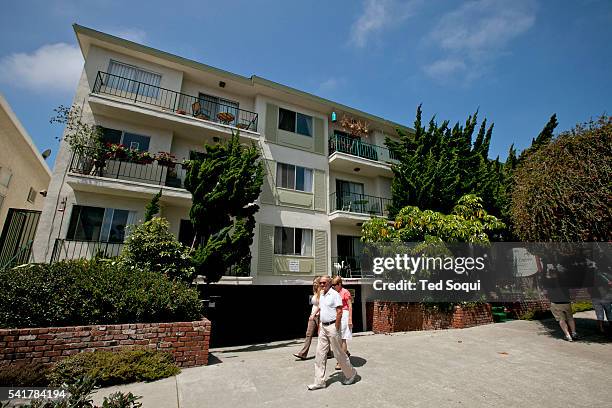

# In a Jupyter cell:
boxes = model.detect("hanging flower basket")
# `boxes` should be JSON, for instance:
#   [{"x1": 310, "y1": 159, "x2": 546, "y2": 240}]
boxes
[{"x1": 156, "y1": 151, "x2": 177, "y2": 168}]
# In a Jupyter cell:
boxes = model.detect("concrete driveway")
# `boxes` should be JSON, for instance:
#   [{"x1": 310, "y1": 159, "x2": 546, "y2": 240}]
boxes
[{"x1": 93, "y1": 311, "x2": 611, "y2": 408}]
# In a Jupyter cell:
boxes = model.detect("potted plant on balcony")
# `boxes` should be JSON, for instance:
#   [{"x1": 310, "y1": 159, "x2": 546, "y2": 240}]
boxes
[
  {"x1": 106, "y1": 143, "x2": 128, "y2": 160},
  {"x1": 155, "y1": 151, "x2": 176, "y2": 168},
  {"x1": 130, "y1": 150, "x2": 155, "y2": 165},
  {"x1": 177, "y1": 109, "x2": 187, "y2": 115}
]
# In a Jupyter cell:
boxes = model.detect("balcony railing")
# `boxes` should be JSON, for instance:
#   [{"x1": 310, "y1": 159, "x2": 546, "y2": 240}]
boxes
[
  {"x1": 330, "y1": 192, "x2": 391, "y2": 217},
  {"x1": 51, "y1": 239, "x2": 124, "y2": 263},
  {"x1": 332, "y1": 256, "x2": 374, "y2": 278},
  {"x1": 328, "y1": 133, "x2": 399, "y2": 163},
  {"x1": 92, "y1": 71, "x2": 258, "y2": 132},
  {"x1": 68, "y1": 146, "x2": 187, "y2": 189}
]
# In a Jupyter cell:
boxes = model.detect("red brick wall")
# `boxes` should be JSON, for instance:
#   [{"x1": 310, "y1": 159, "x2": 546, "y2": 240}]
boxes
[
  {"x1": 502, "y1": 300, "x2": 550, "y2": 319},
  {"x1": 371, "y1": 301, "x2": 493, "y2": 333},
  {"x1": 0, "y1": 319, "x2": 211, "y2": 368}
]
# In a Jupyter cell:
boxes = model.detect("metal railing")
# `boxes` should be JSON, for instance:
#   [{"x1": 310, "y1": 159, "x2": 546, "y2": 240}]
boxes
[
  {"x1": 92, "y1": 71, "x2": 259, "y2": 132},
  {"x1": 0, "y1": 240, "x2": 33, "y2": 270},
  {"x1": 330, "y1": 192, "x2": 391, "y2": 216},
  {"x1": 328, "y1": 133, "x2": 399, "y2": 163},
  {"x1": 68, "y1": 146, "x2": 187, "y2": 189},
  {"x1": 331, "y1": 256, "x2": 374, "y2": 278},
  {"x1": 51, "y1": 239, "x2": 124, "y2": 263}
]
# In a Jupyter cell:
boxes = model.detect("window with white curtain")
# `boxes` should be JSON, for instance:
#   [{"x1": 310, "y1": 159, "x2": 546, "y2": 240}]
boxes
[
  {"x1": 274, "y1": 227, "x2": 312, "y2": 256},
  {"x1": 107, "y1": 60, "x2": 162, "y2": 98},
  {"x1": 276, "y1": 163, "x2": 313, "y2": 192}
]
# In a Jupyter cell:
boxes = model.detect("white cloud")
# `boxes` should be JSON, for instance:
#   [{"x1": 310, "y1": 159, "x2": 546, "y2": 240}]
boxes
[
  {"x1": 424, "y1": 0, "x2": 537, "y2": 82},
  {"x1": 106, "y1": 28, "x2": 147, "y2": 44},
  {"x1": 350, "y1": 0, "x2": 421, "y2": 48},
  {"x1": 317, "y1": 77, "x2": 347, "y2": 93},
  {"x1": 423, "y1": 58, "x2": 466, "y2": 79},
  {"x1": 0, "y1": 43, "x2": 83, "y2": 93}
]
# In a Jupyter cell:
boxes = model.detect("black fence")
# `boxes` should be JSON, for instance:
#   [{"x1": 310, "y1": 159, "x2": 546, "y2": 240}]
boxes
[
  {"x1": 0, "y1": 209, "x2": 41, "y2": 269},
  {"x1": 330, "y1": 192, "x2": 391, "y2": 216},
  {"x1": 50, "y1": 239, "x2": 124, "y2": 263},
  {"x1": 328, "y1": 133, "x2": 399, "y2": 163},
  {"x1": 68, "y1": 146, "x2": 187, "y2": 189},
  {"x1": 93, "y1": 71, "x2": 258, "y2": 131}
]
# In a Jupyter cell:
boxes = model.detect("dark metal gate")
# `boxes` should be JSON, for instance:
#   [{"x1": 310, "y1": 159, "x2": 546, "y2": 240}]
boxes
[{"x1": 0, "y1": 208, "x2": 41, "y2": 269}]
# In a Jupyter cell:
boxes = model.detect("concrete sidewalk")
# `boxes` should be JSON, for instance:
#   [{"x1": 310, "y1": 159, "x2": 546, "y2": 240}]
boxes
[{"x1": 93, "y1": 311, "x2": 611, "y2": 408}]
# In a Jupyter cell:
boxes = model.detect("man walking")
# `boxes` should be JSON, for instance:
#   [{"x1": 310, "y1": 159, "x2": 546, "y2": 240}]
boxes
[{"x1": 308, "y1": 276, "x2": 358, "y2": 390}]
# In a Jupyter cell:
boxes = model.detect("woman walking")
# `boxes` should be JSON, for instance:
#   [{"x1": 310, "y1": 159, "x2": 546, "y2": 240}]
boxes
[
  {"x1": 294, "y1": 276, "x2": 322, "y2": 359},
  {"x1": 332, "y1": 276, "x2": 352, "y2": 369}
]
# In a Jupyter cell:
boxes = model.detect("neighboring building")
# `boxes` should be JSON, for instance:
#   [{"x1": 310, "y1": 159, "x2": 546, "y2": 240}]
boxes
[
  {"x1": 32, "y1": 25, "x2": 412, "y2": 344},
  {"x1": 0, "y1": 93, "x2": 51, "y2": 267}
]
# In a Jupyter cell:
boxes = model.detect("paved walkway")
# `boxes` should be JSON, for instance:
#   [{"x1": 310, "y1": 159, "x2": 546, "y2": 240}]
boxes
[{"x1": 93, "y1": 311, "x2": 611, "y2": 408}]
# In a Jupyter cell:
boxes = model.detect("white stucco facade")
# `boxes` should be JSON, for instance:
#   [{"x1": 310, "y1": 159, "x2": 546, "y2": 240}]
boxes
[{"x1": 32, "y1": 25, "x2": 410, "y2": 286}]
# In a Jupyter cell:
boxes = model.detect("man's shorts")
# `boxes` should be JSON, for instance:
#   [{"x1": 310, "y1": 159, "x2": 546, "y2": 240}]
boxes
[{"x1": 550, "y1": 302, "x2": 573, "y2": 321}]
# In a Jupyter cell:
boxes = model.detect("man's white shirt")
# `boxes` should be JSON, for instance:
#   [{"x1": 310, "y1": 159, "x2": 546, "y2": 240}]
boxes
[{"x1": 319, "y1": 288, "x2": 342, "y2": 323}]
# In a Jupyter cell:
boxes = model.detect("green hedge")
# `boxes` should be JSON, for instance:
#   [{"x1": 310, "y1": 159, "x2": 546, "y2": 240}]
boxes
[
  {"x1": 0, "y1": 259, "x2": 202, "y2": 329},
  {"x1": 48, "y1": 349, "x2": 180, "y2": 387}
]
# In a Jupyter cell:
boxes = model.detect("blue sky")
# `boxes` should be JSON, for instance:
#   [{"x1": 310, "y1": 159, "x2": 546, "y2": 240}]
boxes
[{"x1": 1, "y1": 0, "x2": 610, "y2": 166}]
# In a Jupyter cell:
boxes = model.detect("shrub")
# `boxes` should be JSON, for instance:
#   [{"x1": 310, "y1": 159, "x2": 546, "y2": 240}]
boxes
[
  {"x1": 511, "y1": 116, "x2": 611, "y2": 241},
  {"x1": 48, "y1": 350, "x2": 180, "y2": 387},
  {"x1": 0, "y1": 259, "x2": 202, "y2": 328},
  {"x1": 0, "y1": 363, "x2": 50, "y2": 386},
  {"x1": 572, "y1": 301, "x2": 593, "y2": 313},
  {"x1": 122, "y1": 217, "x2": 194, "y2": 282}
]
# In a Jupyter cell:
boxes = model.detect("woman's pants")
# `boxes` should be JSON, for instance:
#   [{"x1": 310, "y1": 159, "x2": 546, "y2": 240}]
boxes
[{"x1": 297, "y1": 316, "x2": 319, "y2": 357}]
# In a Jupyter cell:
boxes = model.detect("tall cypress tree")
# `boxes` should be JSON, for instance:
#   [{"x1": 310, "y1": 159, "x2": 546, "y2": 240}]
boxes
[{"x1": 184, "y1": 132, "x2": 264, "y2": 282}]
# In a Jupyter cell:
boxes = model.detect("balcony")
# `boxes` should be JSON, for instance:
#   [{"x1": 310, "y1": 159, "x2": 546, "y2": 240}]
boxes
[
  {"x1": 68, "y1": 146, "x2": 187, "y2": 186},
  {"x1": 331, "y1": 256, "x2": 374, "y2": 278},
  {"x1": 328, "y1": 133, "x2": 398, "y2": 177},
  {"x1": 51, "y1": 239, "x2": 124, "y2": 262},
  {"x1": 329, "y1": 192, "x2": 391, "y2": 223},
  {"x1": 91, "y1": 71, "x2": 258, "y2": 133}
]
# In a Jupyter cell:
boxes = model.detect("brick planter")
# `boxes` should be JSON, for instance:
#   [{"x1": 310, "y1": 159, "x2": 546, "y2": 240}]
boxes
[
  {"x1": 0, "y1": 319, "x2": 211, "y2": 368},
  {"x1": 371, "y1": 301, "x2": 493, "y2": 333}
]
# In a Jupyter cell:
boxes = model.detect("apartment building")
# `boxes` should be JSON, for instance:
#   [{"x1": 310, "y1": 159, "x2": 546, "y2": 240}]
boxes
[
  {"x1": 32, "y1": 25, "x2": 411, "y2": 344},
  {"x1": 0, "y1": 94, "x2": 51, "y2": 268}
]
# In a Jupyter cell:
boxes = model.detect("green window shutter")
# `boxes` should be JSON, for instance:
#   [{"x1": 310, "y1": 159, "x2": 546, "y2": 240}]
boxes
[
  {"x1": 314, "y1": 117, "x2": 325, "y2": 154},
  {"x1": 313, "y1": 169, "x2": 326, "y2": 211},
  {"x1": 265, "y1": 103, "x2": 278, "y2": 143},
  {"x1": 260, "y1": 159, "x2": 276, "y2": 205},
  {"x1": 314, "y1": 230, "x2": 328, "y2": 275},
  {"x1": 258, "y1": 224, "x2": 275, "y2": 275}
]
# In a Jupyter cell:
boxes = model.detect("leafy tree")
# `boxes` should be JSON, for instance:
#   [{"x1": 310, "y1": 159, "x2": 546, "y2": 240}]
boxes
[
  {"x1": 122, "y1": 217, "x2": 194, "y2": 282},
  {"x1": 50, "y1": 104, "x2": 104, "y2": 152},
  {"x1": 386, "y1": 105, "x2": 500, "y2": 217},
  {"x1": 362, "y1": 194, "x2": 505, "y2": 244},
  {"x1": 144, "y1": 190, "x2": 162, "y2": 222},
  {"x1": 511, "y1": 116, "x2": 611, "y2": 241},
  {"x1": 184, "y1": 131, "x2": 264, "y2": 283}
]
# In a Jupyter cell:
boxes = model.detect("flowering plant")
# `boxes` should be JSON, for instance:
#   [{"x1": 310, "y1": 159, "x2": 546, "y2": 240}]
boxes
[
  {"x1": 130, "y1": 150, "x2": 155, "y2": 164},
  {"x1": 106, "y1": 143, "x2": 128, "y2": 159},
  {"x1": 155, "y1": 151, "x2": 176, "y2": 167}
]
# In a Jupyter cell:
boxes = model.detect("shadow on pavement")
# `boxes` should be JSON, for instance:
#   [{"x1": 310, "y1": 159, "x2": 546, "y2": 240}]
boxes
[
  {"x1": 349, "y1": 355, "x2": 367, "y2": 367},
  {"x1": 536, "y1": 317, "x2": 612, "y2": 344},
  {"x1": 217, "y1": 340, "x2": 302, "y2": 353},
  {"x1": 207, "y1": 353, "x2": 223, "y2": 365}
]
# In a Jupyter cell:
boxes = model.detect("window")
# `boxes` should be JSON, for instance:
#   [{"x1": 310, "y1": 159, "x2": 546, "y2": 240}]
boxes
[
  {"x1": 66, "y1": 205, "x2": 134, "y2": 243},
  {"x1": 101, "y1": 127, "x2": 150, "y2": 152},
  {"x1": 107, "y1": 60, "x2": 161, "y2": 98},
  {"x1": 27, "y1": 187, "x2": 37, "y2": 204},
  {"x1": 198, "y1": 93, "x2": 239, "y2": 126},
  {"x1": 276, "y1": 163, "x2": 313, "y2": 192},
  {"x1": 278, "y1": 108, "x2": 313, "y2": 137},
  {"x1": 274, "y1": 227, "x2": 312, "y2": 256},
  {"x1": 0, "y1": 167, "x2": 12, "y2": 188}
]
